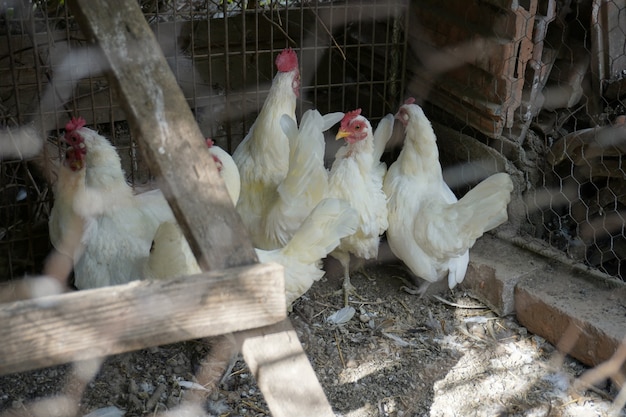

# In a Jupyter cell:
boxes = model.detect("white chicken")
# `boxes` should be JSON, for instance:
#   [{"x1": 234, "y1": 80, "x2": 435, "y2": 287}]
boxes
[
  {"x1": 233, "y1": 47, "x2": 301, "y2": 249},
  {"x1": 327, "y1": 109, "x2": 394, "y2": 306},
  {"x1": 206, "y1": 138, "x2": 240, "y2": 206},
  {"x1": 146, "y1": 141, "x2": 359, "y2": 308},
  {"x1": 383, "y1": 98, "x2": 514, "y2": 293},
  {"x1": 49, "y1": 117, "x2": 175, "y2": 289}
]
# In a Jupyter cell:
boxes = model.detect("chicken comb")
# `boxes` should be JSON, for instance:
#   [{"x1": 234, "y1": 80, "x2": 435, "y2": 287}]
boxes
[
  {"x1": 205, "y1": 138, "x2": 223, "y2": 171},
  {"x1": 340, "y1": 108, "x2": 362, "y2": 129},
  {"x1": 65, "y1": 116, "x2": 86, "y2": 133},
  {"x1": 275, "y1": 48, "x2": 299, "y2": 73},
  {"x1": 404, "y1": 97, "x2": 416, "y2": 105},
  {"x1": 64, "y1": 116, "x2": 86, "y2": 146}
]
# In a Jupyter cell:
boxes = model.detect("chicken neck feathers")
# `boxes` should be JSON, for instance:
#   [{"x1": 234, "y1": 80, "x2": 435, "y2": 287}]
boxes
[
  {"x1": 48, "y1": 163, "x2": 87, "y2": 259},
  {"x1": 234, "y1": 72, "x2": 297, "y2": 183}
]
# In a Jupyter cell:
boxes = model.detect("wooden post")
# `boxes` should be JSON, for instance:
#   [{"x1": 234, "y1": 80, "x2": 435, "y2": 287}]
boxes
[{"x1": 239, "y1": 319, "x2": 336, "y2": 417}]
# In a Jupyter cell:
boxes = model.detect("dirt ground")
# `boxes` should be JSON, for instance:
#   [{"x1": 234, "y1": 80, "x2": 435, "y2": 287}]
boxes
[{"x1": 0, "y1": 243, "x2": 624, "y2": 417}]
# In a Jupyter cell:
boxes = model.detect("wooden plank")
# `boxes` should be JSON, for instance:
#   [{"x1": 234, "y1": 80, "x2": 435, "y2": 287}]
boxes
[
  {"x1": 0, "y1": 263, "x2": 286, "y2": 376},
  {"x1": 591, "y1": 0, "x2": 626, "y2": 98},
  {"x1": 506, "y1": 0, "x2": 558, "y2": 142},
  {"x1": 239, "y1": 319, "x2": 335, "y2": 417},
  {"x1": 67, "y1": 0, "x2": 258, "y2": 271},
  {"x1": 408, "y1": 70, "x2": 506, "y2": 134},
  {"x1": 409, "y1": 0, "x2": 537, "y2": 138}
]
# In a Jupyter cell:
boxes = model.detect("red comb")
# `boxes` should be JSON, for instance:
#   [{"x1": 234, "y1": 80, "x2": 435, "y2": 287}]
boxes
[
  {"x1": 340, "y1": 108, "x2": 362, "y2": 130},
  {"x1": 65, "y1": 116, "x2": 86, "y2": 133},
  {"x1": 404, "y1": 97, "x2": 416, "y2": 105},
  {"x1": 275, "y1": 48, "x2": 299, "y2": 73},
  {"x1": 64, "y1": 116, "x2": 86, "y2": 146}
]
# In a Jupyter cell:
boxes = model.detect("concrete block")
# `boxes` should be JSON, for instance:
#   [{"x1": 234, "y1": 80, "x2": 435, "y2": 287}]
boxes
[
  {"x1": 462, "y1": 234, "x2": 543, "y2": 315},
  {"x1": 462, "y1": 234, "x2": 626, "y2": 368}
]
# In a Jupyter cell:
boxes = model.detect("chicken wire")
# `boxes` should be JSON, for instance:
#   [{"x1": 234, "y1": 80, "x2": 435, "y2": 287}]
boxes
[
  {"x1": 0, "y1": 0, "x2": 408, "y2": 281},
  {"x1": 528, "y1": 0, "x2": 626, "y2": 282}
]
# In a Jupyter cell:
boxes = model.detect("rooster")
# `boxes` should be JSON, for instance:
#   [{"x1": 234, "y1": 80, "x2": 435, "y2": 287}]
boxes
[
  {"x1": 49, "y1": 117, "x2": 175, "y2": 289},
  {"x1": 233, "y1": 47, "x2": 301, "y2": 249},
  {"x1": 383, "y1": 98, "x2": 513, "y2": 294},
  {"x1": 327, "y1": 109, "x2": 394, "y2": 306}
]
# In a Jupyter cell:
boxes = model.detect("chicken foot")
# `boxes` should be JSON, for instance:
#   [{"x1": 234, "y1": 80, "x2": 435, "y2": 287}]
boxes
[{"x1": 391, "y1": 267, "x2": 431, "y2": 298}]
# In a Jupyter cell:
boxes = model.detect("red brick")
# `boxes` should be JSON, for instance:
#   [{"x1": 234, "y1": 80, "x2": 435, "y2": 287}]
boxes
[{"x1": 515, "y1": 268, "x2": 625, "y2": 367}]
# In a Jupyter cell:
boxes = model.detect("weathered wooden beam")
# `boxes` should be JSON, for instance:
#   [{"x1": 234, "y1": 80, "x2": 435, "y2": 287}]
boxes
[
  {"x1": 67, "y1": 0, "x2": 257, "y2": 271},
  {"x1": 0, "y1": 263, "x2": 285, "y2": 376},
  {"x1": 239, "y1": 319, "x2": 336, "y2": 417}
]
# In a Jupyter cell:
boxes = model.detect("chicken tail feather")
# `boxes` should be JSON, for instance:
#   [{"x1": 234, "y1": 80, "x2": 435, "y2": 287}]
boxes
[
  {"x1": 458, "y1": 172, "x2": 514, "y2": 235},
  {"x1": 373, "y1": 113, "x2": 395, "y2": 163},
  {"x1": 278, "y1": 111, "x2": 327, "y2": 202},
  {"x1": 322, "y1": 112, "x2": 345, "y2": 131},
  {"x1": 282, "y1": 198, "x2": 358, "y2": 264}
]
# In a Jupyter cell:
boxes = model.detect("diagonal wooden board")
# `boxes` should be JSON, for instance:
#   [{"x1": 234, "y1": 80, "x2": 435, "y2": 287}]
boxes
[{"x1": 65, "y1": 0, "x2": 335, "y2": 416}]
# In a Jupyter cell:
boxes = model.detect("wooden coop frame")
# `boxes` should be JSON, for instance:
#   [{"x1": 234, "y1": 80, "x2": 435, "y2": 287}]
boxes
[{"x1": 0, "y1": 0, "x2": 335, "y2": 416}]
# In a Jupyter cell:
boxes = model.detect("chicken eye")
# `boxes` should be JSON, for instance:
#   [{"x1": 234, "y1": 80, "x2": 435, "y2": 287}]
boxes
[{"x1": 354, "y1": 124, "x2": 361, "y2": 130}]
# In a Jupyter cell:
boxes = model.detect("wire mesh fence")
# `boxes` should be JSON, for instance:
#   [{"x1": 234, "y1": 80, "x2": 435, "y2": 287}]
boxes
[{"x1": 0, "y1": 1, "x2": 625, "y2": 416}]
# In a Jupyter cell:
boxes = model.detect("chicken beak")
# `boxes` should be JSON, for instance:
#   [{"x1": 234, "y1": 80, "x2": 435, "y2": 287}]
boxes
[{"x1": 335, "y1": 129, "x2": 351, "y2": 140}]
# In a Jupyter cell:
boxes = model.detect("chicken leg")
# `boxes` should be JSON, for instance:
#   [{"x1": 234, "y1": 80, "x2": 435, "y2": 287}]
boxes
[{"x1": 332, "y1": 250, "x2": 362, "y2": 307}]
